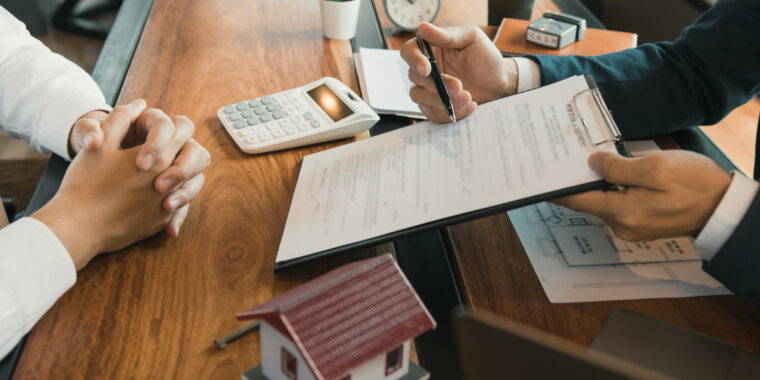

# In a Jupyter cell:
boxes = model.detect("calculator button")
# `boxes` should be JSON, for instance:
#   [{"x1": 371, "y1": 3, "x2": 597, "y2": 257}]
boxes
[
  {"x1": 236, "y1": 103, "x2": 248, "y2": 111},
  {"x1": 259, "y1": 114, "x2": 273, "y2": 122},
  {"x1": 257, "y1": 132, "x2": 272, "y2": 141},
  {"x1": 261, "y1": 96, "x2": 273, "y2": 104},
  {"x1": 285, "y1": 127, "x2": 298, "y2": 135},
  {"x1": 247, "y1": 99, "x2": 260, "y2": 107},
  {"x1": 304, "y1": 112, "x2": 314, "y2": 120},
  {"x1": 266, "y1": 104, "x2": 279, "y2": 112},
  {"x1": 234, "y1": 120, "x2": 247, "y2": 129},
  {"x1": 244, "y1": 136, "x2": 258, "y2": 145},
  {"x1": 297, "y1": 123, "x2": 309, "y2": 131},
  {"x1": 241, "y1": 110, "x2": 254, "y2": 118},
  {"x1": 246, "y1": 117, "x2": 259, "y2": 126},
  {"x1": 228, "y1": 113, "x2": 241, "y2": 121},
  {"x1": 272, "y1": 110, "x2": 285, "y2": 119},
  {"x1": 272, "y1": 130, "x2": 285, "y2": 138},
  {"x1": 310, "y1": 120, "x2": 321, "y2": 128},
  {"x1": 224, "y1": 106, "x2": 235, "y2": 114},
  {"x1": 266, "y1": 123, "x2": 279, "y2": 131},
  {"x1": 253, "y1": 106, "x2": 266, "y2": 115}
]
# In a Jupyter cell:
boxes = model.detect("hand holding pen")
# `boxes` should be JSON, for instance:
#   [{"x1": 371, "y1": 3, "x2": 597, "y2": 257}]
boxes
[
  {"x1": 416, "y1": 34, "x2": 457, "y2": 123},
  {"x1": 400, "y1": 22, "x2": 515, "y2": 123}
]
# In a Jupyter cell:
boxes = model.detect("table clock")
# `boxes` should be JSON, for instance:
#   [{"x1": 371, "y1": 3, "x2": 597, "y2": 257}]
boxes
[
  {"x1": 527, "y1": 11, "x2": 586, "y2": 49},
  {"x1": 383, "y1": 0, "x2": 440, "y2": 31}
]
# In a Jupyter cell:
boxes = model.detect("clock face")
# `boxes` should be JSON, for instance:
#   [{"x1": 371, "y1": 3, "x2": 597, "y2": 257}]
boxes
[{"x1": 384, "y1": 0, "x2": 441, "y2": 31}]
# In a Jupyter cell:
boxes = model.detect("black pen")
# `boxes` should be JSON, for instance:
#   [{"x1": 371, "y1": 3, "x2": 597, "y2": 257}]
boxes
[{"x1": 416, "y1": 34, "x2": 456, "y2": 123}]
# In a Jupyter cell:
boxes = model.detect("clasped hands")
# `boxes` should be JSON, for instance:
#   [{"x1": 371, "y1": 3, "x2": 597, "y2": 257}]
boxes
[
  {"x1": 34, "y1": 99, "x2": 210, "y2": 269},
  {"x1": 401, "y1": 22, "x2": 732, "y2": 242}
]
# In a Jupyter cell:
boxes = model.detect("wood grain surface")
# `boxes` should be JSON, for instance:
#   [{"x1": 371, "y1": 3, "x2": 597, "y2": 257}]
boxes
[{"x1": 13, "y1": 0, "x2": 389, "y2": 378}]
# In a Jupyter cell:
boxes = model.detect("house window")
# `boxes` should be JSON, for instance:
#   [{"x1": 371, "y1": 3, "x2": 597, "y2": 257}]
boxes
[
  {"x1": 281, "y1": 347, "x2": 297, "y2": 380},
  {"x1": 385, "y1": 345, "x2": 403, "y2": 375}
]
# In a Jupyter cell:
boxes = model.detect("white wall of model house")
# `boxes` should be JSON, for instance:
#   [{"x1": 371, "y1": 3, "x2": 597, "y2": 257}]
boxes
[
  {"x1": 261, "y1": 321, "x2": 316, "y2": 380},
  {"x1": 345, "y1": 340, "x2": 410, "y2": 380},
  {"x1": 259, "y1": 320, "x2": 412, "y2": 380}
]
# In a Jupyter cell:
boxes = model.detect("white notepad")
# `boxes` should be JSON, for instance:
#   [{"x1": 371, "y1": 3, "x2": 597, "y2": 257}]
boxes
[
  {"x1": 354, "y1": 47, "x2": 425, "y2": 118},
  {"x1": 276, "y1": 76, "x2": 626, "y2": 270}
]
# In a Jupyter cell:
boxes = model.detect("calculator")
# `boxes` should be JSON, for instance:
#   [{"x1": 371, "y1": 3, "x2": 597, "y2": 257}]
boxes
[{"x1": 217, "y1": 77, "x2": 380, "y2": 154}]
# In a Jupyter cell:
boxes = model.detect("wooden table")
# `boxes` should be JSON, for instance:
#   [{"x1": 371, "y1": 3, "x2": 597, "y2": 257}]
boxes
[
  {"x1": 13, "y1": 0, "x2": 389, "y2": 378},
  {"x1": 12, "y1": 0, "x2": 760, "y2": 378}
]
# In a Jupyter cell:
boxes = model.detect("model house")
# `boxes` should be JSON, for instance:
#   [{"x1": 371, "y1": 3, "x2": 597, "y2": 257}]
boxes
[{"x1": 237, "y1": 254, "x2": 436, "y2": 380}]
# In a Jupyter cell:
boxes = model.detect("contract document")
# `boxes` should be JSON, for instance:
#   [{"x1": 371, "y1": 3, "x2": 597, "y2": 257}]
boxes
[{"x1": 276, "y1": 76, "x2": 625, "y2": 269}]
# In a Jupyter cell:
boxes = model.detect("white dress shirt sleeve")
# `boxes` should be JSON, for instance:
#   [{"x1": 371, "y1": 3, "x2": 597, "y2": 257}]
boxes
[
  {"x1": 512, "y1": 57, "x2": 542, "y2": 93},
  {"x1": 0, "y1": 6, "x2": 111, "y2": 160},
  {"x1": 1, "y1": 6, "x2": 113, "y2": 358},
  {"x1": 694, "y1": 171, "x2": 759, "y2": 261},
  {"x1": 0, "y1": 218, "x2": 76, "y2": 359}
]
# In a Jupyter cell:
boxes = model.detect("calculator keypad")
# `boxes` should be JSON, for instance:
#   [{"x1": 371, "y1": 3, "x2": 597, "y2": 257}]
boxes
[{"x1": 220, "y1": 90, "x2": 327, "y2": 150}]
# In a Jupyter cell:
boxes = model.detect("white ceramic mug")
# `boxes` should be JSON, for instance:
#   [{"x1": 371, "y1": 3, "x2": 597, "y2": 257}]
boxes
[{"x1": 319, "y1": 0, "x2": 361, "y2": 40}]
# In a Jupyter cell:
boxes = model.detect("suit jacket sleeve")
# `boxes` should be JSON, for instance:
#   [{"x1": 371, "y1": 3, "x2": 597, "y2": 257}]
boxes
[
  {"x1": 527, "y1": 0, "x2": 760, "y2": 139},
  {"x1": 528, "y1": 0, "x2": 760, "y2": 304}
]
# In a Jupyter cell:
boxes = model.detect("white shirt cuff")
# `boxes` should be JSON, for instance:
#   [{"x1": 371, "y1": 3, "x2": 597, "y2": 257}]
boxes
[
  {"x1": 513, "y1": 57, "x2": 542, "y2": 93},
  {"x1": 0, "y1": 217, "x2": 76, "y2": 330},
  {"x1": 694, "y1": 171, "x2": 759, "y2": 261}
]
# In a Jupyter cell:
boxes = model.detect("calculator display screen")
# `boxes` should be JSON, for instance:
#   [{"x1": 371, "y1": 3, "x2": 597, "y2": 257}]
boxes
[{"x1": 307, "y1": 84, "x2": 354, "y2": 122}]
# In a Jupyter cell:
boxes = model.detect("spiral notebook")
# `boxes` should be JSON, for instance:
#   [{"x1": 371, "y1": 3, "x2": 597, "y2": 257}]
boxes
[{"x1": 274, "y1": 75, "x2": 630, "y2": 271}]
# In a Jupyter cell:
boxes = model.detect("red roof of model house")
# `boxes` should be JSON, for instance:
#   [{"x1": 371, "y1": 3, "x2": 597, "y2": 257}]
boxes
[{"x1": 237, "y1": 254, "x2": 436, "y2": 380}]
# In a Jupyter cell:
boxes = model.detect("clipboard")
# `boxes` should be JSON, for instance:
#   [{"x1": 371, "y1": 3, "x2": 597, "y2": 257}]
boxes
[
  {"x1": 275, "y1": 75, "x2": 630, "y2": 271},
  {"x1": 575, "y1": 75, "x2": 630, "y2": 157}
]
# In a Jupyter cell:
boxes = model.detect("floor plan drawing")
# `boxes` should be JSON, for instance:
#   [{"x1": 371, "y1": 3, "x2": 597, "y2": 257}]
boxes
[{"x1": 508, "y1": 202, "x2": 730, "y2": 303}]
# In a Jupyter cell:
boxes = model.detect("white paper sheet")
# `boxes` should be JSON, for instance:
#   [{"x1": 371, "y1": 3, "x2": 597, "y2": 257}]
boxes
[
  {"x1": 508, "y1": 140, "x2": 731, "y2": 303},
  {"x1": 277, "y1": 76, "x2": 618, "y2": 264},
  {"x1": 355, "y1": 48, "x2": 424, "y2": 117}
]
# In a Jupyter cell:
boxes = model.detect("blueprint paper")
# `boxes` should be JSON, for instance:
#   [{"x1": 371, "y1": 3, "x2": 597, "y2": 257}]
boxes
[{"x1": 509, "y1": 203, "x2": 729, "y2": 303}]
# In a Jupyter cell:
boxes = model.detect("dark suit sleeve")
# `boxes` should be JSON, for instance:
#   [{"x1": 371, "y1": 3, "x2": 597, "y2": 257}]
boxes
[
  {"x1": 527, "y1": 0, "x2": 760, "y2": 139},
  {"x1": 703, "y1": 193, "x2": 760, "y2": 306}
]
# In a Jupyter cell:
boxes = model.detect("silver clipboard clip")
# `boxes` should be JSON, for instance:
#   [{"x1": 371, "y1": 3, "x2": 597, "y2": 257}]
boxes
[{"x1": 571, "y1": 86, "x2": 622, "y2": 146}]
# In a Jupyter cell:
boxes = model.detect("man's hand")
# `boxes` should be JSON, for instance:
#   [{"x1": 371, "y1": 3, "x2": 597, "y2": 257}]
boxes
[
  {"x1": 35, "y1": 99, "x2": 209, "y2": 269},
  {"x1": 400, "y1": 22, "x2": 516, "y2": 123},
  {"x1": 68, "y1": 110, "x2": 109, "y2": 156},
  {"x1": 554, "y1": 150, "x2": 732, "y2": 241},
  {"x1": 68, "y1": 101, "x2": 210, "y2": 236}
]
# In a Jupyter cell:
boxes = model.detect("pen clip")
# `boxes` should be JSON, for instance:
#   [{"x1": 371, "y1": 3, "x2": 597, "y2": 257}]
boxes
[{"x1": 416, "y1": 34, "x2": 435, "y2": 61}]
